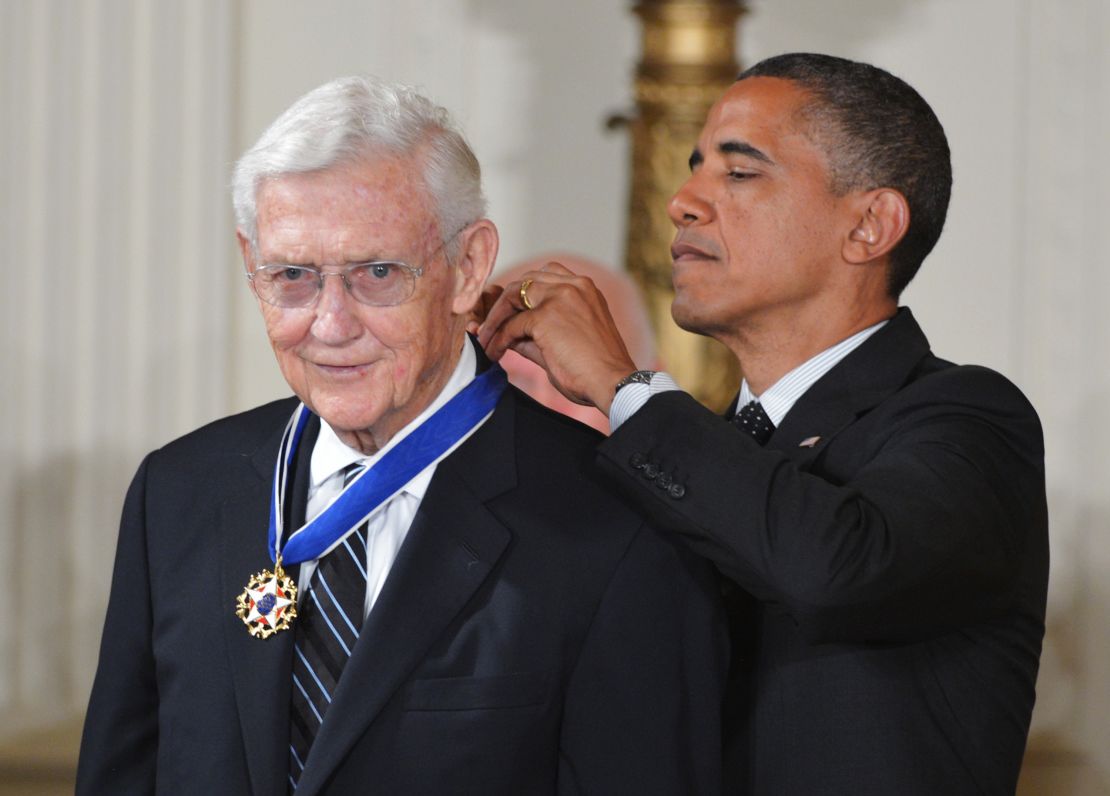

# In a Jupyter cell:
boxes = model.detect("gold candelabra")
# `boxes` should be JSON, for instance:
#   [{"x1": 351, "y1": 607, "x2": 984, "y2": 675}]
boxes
[{"x1": 621, "y1": 0, "x2": 746, "y2": 411}]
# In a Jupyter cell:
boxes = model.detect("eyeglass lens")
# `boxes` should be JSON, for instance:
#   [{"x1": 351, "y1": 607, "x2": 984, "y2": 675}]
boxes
[{"x1": 253, "y1": 262, "x2": 417, "y2": 308}]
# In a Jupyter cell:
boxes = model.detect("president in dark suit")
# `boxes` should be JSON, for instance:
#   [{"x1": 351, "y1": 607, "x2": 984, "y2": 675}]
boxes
[
  {"x1": 480, "y1": 53, "x2": 1048, "y2": 794},
  {"x1": 77, "y1": 76, "x2": 726, "y2": 795}
]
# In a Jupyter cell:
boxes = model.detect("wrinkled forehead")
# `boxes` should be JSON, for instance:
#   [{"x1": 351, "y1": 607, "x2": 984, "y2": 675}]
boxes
[
  {"x1": 254, "y1": 156, "x2": 440, "y2": 255},
  {"x1": 258, "y1": 153, "x2": 432, "y2": 212}
]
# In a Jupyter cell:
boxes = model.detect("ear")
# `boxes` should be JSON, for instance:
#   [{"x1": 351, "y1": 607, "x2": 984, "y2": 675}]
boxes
[
  {"x1": 451, "y1": 219, "x2": 499, "y2": 315},
  {"x1": 843, "y1": 188, "x2": 910, "y2": 265}
]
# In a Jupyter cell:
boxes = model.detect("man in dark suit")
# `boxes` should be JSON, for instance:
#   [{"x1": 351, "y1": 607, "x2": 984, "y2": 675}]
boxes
[
  {"x1": 77, "y1": 76, "x2": 726, "y2": 795},
  {"x1": 480, "y1": 53, "x2": 1048, "y2": 794}
]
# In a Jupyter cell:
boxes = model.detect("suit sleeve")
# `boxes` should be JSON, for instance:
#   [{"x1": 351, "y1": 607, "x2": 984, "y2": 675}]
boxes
[
  {"x1": 597, "y1": 370, "x2": 1047, "y2": 644},
  {"x1": 557, "y1": 524, "x2": 727, "y2": 795},
  {"x1": 76, "y1": 454, "x2": 159, "y2": 794}
]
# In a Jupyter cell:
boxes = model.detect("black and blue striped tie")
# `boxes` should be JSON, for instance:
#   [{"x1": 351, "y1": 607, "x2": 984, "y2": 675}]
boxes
[{"x1": 289, "y1": 464, "x2": 369, "y2": 791}]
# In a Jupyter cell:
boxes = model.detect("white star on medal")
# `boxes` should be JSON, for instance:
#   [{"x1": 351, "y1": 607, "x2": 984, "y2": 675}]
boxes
[
  {"x1": 244, "y1": 576, "x2": 294, "y2": 626},
  {"x1": 236, "y1": 563, "x2": 298, "y2": 638}
]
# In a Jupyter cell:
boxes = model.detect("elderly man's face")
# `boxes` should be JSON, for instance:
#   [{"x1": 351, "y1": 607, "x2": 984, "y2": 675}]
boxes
[{"x1": 242, "y1": 155, "x2": 471, "y2": 451}]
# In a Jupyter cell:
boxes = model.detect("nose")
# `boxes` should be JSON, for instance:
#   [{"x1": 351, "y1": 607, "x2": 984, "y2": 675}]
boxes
[
  {"x1": 667, "y1": 173, "x2": 713, "y2": 228},
  {"x1": 310, "y1": 271, "x2": 363, "y2": 344}
]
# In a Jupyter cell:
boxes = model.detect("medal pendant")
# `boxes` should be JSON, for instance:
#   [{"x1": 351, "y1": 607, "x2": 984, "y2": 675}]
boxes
[{"x1": 236, "y1": 561, "x2": 298, "y2": 639}]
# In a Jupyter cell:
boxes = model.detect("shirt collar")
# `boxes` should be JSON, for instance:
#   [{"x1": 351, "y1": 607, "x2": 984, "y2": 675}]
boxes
[
  {"x1": 310, "y1": 337, "x2": 477, "y2": 500},
  {"x1": 739, "y1": 318, "x2": 889, "y2": 426}
]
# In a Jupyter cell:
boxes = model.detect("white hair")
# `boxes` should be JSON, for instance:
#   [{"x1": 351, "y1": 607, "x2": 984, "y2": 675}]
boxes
[{"x1": 232, "y1": 76, "x2": 486, "y2": 252}]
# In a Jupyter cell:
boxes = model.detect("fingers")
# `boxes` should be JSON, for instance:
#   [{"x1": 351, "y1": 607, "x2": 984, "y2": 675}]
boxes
[
  {"x1": 477, "y1": 267, "x2": 564, "y2": 346},
  {"x1": 479, "y1": 265, "x2": 611, "y2": 360},
  {"x1": 518, "y1": 278, "x2": 536, "y2": 310},
  {"x1": 466, "y1": 284, "x2": 504, "y2": 335},
  {"x1": 478, "y1": 261, "x2": 636, "y2": 412},
  {"x1": 483, "y1": 302, "x2": 536, "y2": 361},
  {"x1": 537, "y1": 260, "x2": 574, "y2": 276},
  {"x1": 482, "y1": 283, "x2": 505, "y2": 314},
  {"x1": 479, "y1": 268, "x2": 570, "y2": 359},
  {"x1": 477, "y1": 282, "x2": 524, "y2": 348}
]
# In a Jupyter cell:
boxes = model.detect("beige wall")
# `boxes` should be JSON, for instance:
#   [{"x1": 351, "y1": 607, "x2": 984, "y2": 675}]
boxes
[{"x1": 2, "y1": 0, "x2": 1107, "y2": 787}]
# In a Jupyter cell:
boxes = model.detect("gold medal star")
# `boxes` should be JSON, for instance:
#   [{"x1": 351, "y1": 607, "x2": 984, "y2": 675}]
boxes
[
  {"x1": 245, "y1": 576, "x2": 294, "y2": 625},
  {"x1": 236, "y1": 567, "x2": 298, "y2": 638}
]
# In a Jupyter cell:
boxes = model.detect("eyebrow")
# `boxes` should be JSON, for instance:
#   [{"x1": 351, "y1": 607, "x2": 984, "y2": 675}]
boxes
[{"x1": 688, "y1": 140, "x2": 776, "y2": 170}]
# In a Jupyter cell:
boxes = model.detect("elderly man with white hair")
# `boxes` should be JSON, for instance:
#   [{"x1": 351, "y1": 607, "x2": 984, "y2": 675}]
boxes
[{"x1": 77, "y1": 76, "x2": 726, "y2": 795}]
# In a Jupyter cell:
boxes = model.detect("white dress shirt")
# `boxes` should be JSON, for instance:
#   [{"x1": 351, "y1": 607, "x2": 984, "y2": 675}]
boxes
[
  {"x1": 610, "y1": 319, "x2": 888, "y2": 430},
  {"x1": 298, "y1": 339, "x2": 482, "y2": 619}
]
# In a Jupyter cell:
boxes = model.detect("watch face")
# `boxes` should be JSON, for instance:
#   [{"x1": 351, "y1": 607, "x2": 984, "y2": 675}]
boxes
[{"x1": 616, "y1": 370, "x2": 656, "y2": 391}]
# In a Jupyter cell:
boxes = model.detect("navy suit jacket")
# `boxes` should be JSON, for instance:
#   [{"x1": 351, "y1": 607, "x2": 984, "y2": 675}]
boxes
[
  {"x1": 78, "y1": 386, "x2": 727, "y2": 795},
  {"x1": 598, "y1": 308, "x2": 1048, "y2": 795}
]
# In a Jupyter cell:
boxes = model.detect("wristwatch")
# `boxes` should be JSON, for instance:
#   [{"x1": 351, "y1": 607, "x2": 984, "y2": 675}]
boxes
[{"x1": 614, "y1": 370, "x2": 657, "y2": 394}]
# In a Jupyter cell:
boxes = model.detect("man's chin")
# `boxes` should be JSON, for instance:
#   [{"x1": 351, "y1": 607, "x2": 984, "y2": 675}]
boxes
[
  {"x1": 304, "y1": 395, "x2": 383, "y2": 435},
  {"x1": 670, "y1": 300, "x2": 713, "y2": 338}
]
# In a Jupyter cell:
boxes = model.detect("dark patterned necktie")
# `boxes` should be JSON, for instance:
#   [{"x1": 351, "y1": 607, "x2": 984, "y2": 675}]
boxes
[
  {"x1": 733, "y1": 400, "x2": 775, "y2": 445},
  {"x1": 289, "y1": 464, "x2": 369, "y2": 791}
]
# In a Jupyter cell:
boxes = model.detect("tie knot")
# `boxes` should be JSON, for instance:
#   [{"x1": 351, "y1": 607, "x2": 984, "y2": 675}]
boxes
[
  {"x1": 734, "y1": 400, "x2": 775, "y2": 445},
  {"x1": 341, "y1": 462, "x2": 365, "y2": 487}
]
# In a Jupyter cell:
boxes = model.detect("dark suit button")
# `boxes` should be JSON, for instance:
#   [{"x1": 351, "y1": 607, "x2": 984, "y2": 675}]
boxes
[
  {"x1": 643, "y1": 463, "x2": 660, "y2": 479},
  {"x1": 668, "y1": 483, "x2": 686, "y2": 499},
  {"x1": 656, "y1": 472, "x2": 673, "y2": 489},
  {"x1": 630, "y1": 452, "x2": 646, "y2": 469}
]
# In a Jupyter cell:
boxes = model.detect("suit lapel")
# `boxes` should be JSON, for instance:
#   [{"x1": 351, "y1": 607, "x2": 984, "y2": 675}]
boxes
[
  {"x1": 220, "y1": 403, "x2": 313, "y2": 796},
  {"x1": 765, "y1": 308, "x2": 933, "y2": 467},
  {"x1": 293, "y1": 392, "x2": 518, "y2": 796}
]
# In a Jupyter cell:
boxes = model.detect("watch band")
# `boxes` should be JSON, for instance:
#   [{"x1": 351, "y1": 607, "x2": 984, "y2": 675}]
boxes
[{"x1": 614, "y1": 370, "x2": 657, "y2": 394}]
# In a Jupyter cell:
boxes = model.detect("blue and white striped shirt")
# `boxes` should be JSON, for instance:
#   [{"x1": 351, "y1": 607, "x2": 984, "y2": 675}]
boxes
[{"x1": 610, "y1": 319, "x2": 888, "y2": 430}]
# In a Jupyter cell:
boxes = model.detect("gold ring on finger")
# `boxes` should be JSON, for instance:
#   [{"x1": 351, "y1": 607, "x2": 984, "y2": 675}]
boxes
[{"x1": 519, "y1": 279, "x2": 535, "y2": 310}]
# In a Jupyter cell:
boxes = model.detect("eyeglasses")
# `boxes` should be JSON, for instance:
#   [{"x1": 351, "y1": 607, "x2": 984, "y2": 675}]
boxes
[{"x1": 246, "y1": 226, "x2": 468, "y2": 309}]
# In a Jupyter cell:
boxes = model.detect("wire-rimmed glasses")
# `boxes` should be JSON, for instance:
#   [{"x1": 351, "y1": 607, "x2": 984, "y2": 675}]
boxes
[{"x1": 246, "y1": 225, "x2": 468, "y2": 309}]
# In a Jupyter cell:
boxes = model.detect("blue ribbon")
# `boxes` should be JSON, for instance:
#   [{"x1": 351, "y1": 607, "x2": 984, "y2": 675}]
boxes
[{"x1": 268, "y1": 365, "x2": 508, "y2": 565}]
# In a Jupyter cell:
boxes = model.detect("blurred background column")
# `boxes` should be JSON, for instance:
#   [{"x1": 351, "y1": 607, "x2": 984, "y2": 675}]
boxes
[
  {"x1": 620, "y1": 0, "x2": 745, "y2": 410},
  {"x1": 0, "y1": 0, "x2": 235, "y2": 734}
]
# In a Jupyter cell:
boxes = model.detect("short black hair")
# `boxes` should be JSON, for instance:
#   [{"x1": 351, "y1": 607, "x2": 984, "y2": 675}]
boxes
[{"x1": 739, "y1": 53, "x2": 952, "y2": 298}]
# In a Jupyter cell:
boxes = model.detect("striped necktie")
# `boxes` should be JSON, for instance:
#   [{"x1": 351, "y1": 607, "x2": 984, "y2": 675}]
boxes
[{"x1": 289, "y1": 463, "x2": 369, "y2": 791}]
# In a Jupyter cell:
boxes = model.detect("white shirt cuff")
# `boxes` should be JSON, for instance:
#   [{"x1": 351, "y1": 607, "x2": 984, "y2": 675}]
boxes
[{"x1": 609, "y1": 371, "x2": 680, "y2": 431}]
